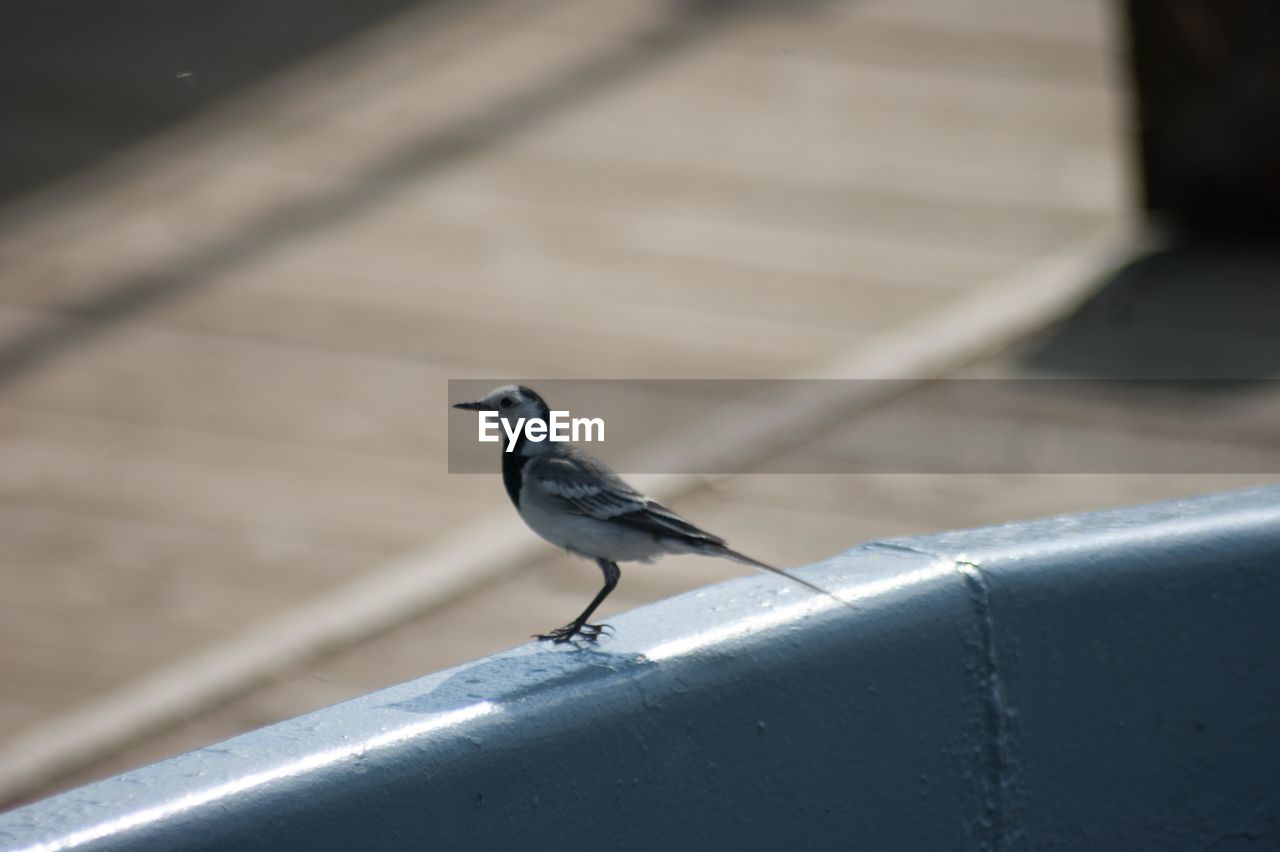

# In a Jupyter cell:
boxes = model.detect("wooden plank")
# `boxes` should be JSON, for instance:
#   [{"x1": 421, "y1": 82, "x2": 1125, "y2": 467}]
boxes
[
  {"x1": 595, "y1": 49, "x2": 1118, "y2": 135},
  {"x1": 513, "y1": 100, "x2": 1122, "y2": 213},
  {"x1": 0, "y1": 644, "x2": 128, "y2": 713},
  {"x1": 402, "y1": 152, "x2": 1107, "y2": 261},
  {"x1": 0, "y1": 601, "x2": 208, "y2": 683},
  {"x1": 0, "y1": 258, "x2": 865, "y2": 382},
  {"x1": 0, "y1": 502, "x2": 368, "y2": 627},
  {"x1": 858, "y1": 0, "x2": 1114, "y2": 46},
  {"x1": 263, "y1": 201, "x2": 1027, "y2": 301},
  {"x1": 0, "y1": 306, "x2": 457, "y2": 455},
  {"x1": 723, "y1": 10, "x2": 1117, "y2": 89},
  {"x1": 0, "y1": 406, "x2": 464, "y2": 551},
  {"x1": 0, "y1": 227, "x2": 947, "y2": 364}
]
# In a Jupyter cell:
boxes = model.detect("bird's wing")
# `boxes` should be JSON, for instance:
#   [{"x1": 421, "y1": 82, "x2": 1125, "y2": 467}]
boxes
[
  {"x1": 533, "y1": 451, "x2": 648, "y2": 518},
  {"x1": 531, "y1": 449, "x2": 725, "y2": 546}
]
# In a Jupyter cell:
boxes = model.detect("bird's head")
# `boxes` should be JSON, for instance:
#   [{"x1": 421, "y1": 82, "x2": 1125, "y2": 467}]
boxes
[{"x1": 452, "y1": 384, "x2": 551, "y2": 427}]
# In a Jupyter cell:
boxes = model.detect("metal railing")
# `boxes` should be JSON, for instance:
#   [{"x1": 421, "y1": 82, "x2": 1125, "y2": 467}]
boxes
[{"x1": 3, "y1": 486, "x2": 1278, "y2": 851}]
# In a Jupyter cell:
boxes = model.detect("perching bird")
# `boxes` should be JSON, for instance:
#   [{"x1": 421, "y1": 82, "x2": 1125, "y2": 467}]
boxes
[{"x1": 452, "y1": 384, "x2": 844, "y2": 643}]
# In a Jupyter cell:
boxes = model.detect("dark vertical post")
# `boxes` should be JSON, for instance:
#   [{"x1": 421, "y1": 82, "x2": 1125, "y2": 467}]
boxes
[{"x1": 1125, "y1": 0, "x2": 1280, "y2": 235}]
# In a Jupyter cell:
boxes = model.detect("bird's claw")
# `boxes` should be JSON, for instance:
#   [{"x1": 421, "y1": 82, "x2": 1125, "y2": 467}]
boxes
[{"x1": 535, "y1": 622, "x2": 614, "y2": 644}]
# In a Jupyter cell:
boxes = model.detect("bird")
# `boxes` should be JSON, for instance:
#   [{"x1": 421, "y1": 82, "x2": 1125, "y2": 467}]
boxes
[{"x1": 451, "y1": 384, "x2": 846, "y2": 643}]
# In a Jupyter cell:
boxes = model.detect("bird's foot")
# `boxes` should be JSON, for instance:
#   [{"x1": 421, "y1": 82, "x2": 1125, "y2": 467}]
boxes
[{"x1": 535, "y1": 622, "x2": 614, "y2": 644}]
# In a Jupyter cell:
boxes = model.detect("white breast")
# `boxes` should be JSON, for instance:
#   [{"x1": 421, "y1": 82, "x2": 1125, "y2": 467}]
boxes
[{"x1": 517, "y1": 480, "x2": 668, "y2": 564}]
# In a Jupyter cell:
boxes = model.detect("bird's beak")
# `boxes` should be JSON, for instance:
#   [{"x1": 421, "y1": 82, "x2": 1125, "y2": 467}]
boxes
[{"x1": 452, "y1": 401, "x2": 485, "y2": 411}]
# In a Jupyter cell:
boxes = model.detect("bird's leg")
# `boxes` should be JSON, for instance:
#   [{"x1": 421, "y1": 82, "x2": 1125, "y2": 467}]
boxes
[{"x1": 537, "y1": 559, "x2": 621, "y2": 644}]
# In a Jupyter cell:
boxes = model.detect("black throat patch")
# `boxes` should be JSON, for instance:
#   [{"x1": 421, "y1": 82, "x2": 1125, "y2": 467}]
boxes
[
  {"x1": 498, "y1": 391, "x2": 550, "y2": 509},
  {"x1": 501, "y1": 432, "x2": 527, "y2": 508}
]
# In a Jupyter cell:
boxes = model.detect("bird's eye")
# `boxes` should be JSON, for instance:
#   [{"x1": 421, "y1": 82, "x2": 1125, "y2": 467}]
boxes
[{"x1": 499, "y1": 397, "x2": 513, "y2": 409}]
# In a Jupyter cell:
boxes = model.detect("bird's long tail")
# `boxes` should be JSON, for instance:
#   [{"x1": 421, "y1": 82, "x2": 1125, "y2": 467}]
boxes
[{"x1": 717, "y1": 547, "x2": 853, "y2": 611}]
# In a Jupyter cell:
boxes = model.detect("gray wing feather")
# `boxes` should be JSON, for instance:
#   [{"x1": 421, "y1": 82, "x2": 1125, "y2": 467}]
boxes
[
  {"x1": 534, "y1": 451, "x2": 647, "y2": 519},
  {"x1": 531, "y1": 448, "x2": 724, "y2": 545}
]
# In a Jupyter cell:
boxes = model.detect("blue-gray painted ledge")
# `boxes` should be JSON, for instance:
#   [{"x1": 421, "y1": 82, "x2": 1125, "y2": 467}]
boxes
[{"x1": 3, "y1": 486, "x2": 1279, "y2": 852}]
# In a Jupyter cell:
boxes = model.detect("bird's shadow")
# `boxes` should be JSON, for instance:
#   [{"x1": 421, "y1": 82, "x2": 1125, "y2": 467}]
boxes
[{"x1": 385, "y1": 644, "x2": 652, "y2": 715}]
